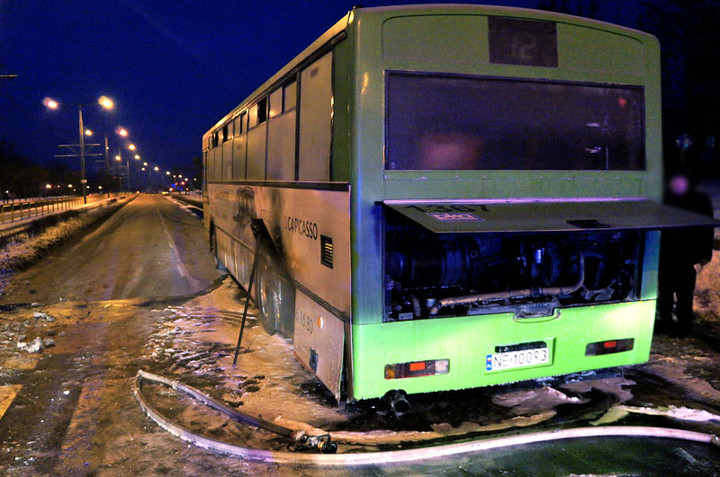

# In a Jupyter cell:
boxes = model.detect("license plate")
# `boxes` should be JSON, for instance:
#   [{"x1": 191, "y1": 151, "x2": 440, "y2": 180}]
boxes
[{"x1": 486, "y1": 347, "x2": 550, "y2": 372}]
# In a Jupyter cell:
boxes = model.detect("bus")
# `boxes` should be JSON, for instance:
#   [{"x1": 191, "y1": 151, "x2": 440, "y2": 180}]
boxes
[{"x1": 202, "y1": 5, "x2": 717, "y2": 404}]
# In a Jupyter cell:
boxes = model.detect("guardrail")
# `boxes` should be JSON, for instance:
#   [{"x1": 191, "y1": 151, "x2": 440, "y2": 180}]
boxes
[{"x1": 0, "y1": 196, "x2": 84, "y2": 225}]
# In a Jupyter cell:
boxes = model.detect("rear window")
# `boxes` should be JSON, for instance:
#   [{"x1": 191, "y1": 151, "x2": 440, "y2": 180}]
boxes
[{"x1": 386, "y1": 72, "x2": 645, "y2": 171}]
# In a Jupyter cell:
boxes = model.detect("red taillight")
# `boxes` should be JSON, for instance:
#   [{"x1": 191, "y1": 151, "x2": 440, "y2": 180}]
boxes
[
  {"x1": 385, "y1": 359, "x2": 450, "y2": 379},
  {"x1": 409, "y1": 361, "x2": 426, "y2": 372},
  {"x1": 586, "y1": 338, "x2": 634, "y2": 356}
]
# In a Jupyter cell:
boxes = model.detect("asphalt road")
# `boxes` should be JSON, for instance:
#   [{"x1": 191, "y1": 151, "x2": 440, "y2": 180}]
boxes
[{"x1": 0, "y1": 194, "x2": 220, "y2": 304}]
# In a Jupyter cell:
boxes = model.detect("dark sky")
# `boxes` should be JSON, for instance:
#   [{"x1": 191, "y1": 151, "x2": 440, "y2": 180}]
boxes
[{"x1": 2, "y1": 0, "x2": 636, "y2": 176}]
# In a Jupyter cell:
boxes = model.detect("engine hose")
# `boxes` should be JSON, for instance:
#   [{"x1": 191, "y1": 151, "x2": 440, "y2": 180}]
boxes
[
  {"x1": 133, "y1": 370, "x2": 719, "y2": 467},
  {"x1": 429, "y1": 253, "x2": 585, "y2": 315}
]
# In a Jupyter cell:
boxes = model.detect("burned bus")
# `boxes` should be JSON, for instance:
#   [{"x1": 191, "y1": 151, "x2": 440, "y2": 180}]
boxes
[{"x1": 203, "y1": 5, "x2": 717, "y2": 402}]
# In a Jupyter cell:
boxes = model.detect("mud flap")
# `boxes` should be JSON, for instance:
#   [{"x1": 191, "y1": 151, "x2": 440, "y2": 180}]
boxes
[{"x1": 293, "y1": 290, "x2": 345, "y2": 401}]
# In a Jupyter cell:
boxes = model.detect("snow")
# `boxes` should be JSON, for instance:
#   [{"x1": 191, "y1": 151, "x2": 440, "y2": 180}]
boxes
[{"x1": 594, "y1": 404, "x2": 720, "y2": 426}]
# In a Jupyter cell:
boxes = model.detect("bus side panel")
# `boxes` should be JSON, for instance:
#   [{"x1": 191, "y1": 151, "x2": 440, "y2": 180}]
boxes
[
  {"x1": 351, "y1": 300, "x2": 655, "y2": 400},
  {"x1": 294, "y1": 290, "x2": 345, "y2": 400},
  {"x1": 208, "y1": 183, "x2": 351, "y2": 311}
]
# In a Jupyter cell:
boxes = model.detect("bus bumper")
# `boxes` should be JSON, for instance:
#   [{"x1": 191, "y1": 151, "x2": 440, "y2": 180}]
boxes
[{"x1": 350, "y1": 300, "x2": 655, "y2": 400}]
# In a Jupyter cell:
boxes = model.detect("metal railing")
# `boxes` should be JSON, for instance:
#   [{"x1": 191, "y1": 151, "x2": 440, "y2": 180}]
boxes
[{"x1": 0, "y1": 196, "x2": 84, "y2": 225}]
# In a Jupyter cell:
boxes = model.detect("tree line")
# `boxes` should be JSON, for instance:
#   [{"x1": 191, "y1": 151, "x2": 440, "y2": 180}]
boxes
[{"x1": 0, "y1": 141, "x2": 81, "y2": 199}]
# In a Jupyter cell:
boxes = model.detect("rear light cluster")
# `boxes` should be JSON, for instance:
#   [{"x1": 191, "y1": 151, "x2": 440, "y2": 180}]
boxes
[
  {"x1": 585, "y1": 338, "x2": 634, "y2": 356},
  {"x1": 384, "y1": 359, "x2": 449, "y2": 379}
]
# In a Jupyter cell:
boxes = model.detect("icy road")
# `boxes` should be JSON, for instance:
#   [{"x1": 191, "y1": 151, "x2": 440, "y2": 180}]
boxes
[
  {"x1": 0, "y1": 194, "x2": 220, "y2": 304},
  {"x1": 1, "y1": 194, "x2": 720, "y2": 476}
]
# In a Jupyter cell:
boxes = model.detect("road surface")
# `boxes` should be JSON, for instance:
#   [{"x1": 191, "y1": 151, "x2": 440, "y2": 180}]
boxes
[
  {"x1": 1, "y1": 194, "x2": 719, "y2": 475},
  {"x1": 0, "y1": 194, "x2": 219, "y2": 304}
]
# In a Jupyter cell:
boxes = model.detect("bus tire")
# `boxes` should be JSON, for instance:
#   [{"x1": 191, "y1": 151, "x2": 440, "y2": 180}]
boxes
[
  {"x1": 209, "y1": 224, "x2": 218, "y2": 256},
  {"x1": 209, "y1": 225, "x2": 226, "y2": 271},
  {"x1": 256, "y1": 258, "x2": 279, "y2": 335},
  {"x1": 256, "y1": 256, "x2": 295, "y2": 337}
]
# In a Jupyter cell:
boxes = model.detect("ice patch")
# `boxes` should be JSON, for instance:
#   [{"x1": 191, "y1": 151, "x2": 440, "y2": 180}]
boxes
[
  {"x1": 592, "y1": 404, "x2": 720, "y2": 426},
  {"x1": 492, "y1": 386, "x2": 585, "y2": 415}
]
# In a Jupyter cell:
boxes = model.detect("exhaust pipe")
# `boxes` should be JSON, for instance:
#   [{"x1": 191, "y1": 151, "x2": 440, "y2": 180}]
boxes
[{"x1": 383, "y1": 389, "x2": 411, "y2": 417}]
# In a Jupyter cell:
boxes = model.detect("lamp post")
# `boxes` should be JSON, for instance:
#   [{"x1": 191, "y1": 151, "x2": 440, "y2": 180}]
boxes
[{"x1": 44, "y1": 96, "x2": 114, "y2": 204}]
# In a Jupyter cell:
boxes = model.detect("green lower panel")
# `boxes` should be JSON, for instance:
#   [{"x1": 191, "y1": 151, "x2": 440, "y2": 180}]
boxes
[{"x1": 350, "y1": 300, "x2": 655, "y2": 400}]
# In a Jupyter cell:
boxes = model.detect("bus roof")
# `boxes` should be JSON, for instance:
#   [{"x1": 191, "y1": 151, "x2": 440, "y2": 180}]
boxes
[{"x1": 204, "y1": 4, "x2": 656, "y2": 141}]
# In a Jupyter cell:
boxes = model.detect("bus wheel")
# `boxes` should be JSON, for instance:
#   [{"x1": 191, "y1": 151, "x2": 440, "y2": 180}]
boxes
[
  {"x1": 256, "y1": 258, "x2": 295, "y2": 337},
  {"x1": 209, "y1": 225, "x2": 225, "y2": 271},
  {"x1": 256, "y1": 258, "x2": 280, "y2": 335},
  {"x1": 209, "y1": 225, "x2": 218, "y2": 257}
]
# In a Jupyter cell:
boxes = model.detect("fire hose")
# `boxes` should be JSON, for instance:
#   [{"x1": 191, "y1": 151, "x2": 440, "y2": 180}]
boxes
[{"x1": 133, "y1": 370, "x2": 719, "y2": 467}]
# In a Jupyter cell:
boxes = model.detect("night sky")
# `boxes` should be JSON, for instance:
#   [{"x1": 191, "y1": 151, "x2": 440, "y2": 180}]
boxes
[{"x1": 1, "y1": 0, "x2": 638, "y2": 177}]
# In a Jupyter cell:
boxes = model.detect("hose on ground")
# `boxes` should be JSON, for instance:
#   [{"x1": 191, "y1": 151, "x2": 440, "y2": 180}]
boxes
[{"x1": 133, "y1": 369, "x2": 719, "y2": 466}]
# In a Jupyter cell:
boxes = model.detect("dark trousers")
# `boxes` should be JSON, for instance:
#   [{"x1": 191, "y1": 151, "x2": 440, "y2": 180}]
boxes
[{"x1": 657, "y1": 264, "x2": 697, "y2": 336}]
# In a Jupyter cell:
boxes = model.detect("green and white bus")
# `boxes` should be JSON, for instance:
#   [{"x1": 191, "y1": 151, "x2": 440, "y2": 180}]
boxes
[{"x1": 203, "y1": 4, "x2": 717, "y2": 403}]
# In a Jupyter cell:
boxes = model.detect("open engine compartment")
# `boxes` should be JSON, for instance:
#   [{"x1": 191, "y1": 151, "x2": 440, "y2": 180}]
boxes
[{"x1": 384, "y1": 209, "x2": 643, "y2": 321}]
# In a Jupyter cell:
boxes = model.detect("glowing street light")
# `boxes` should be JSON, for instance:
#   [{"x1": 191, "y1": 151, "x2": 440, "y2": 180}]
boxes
[
  {"x1": 44, "y1": 95, "x2": 115, "y2": 204},
  {"x1": 43, "y1": 98, "x2": 59, "y2": 109},
  {"x1": 128, "y1": 144, "x2": 136, "y2": 151},
  {"x1": 98, "y1": 96, "x2": 114, "y2": 110},
  {"x1": 153, "y1": 166, "x2": 159, "y2": 172},
  {"x1": 134, "y1": 154, "x2": 140, "y2": 160},
  {"x1": 84, "y1": 129, "x2": 93, "y2": 136},
  {"x1": 115, "y1": 155, "x2": 121, "y2": 161},
  {"x1": 116, "y1": 127, "x2": 128, "y2": 137}
]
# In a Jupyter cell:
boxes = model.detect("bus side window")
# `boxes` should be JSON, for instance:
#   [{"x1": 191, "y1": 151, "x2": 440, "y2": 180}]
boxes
[
  {"x1": 298, "y1": 52, "x2": 333, "y2": 181},
  {"x1": 283, "y1": 80, "x2": 297, "y2": 112},
  {"x1": 233, "y1": 112, "x2": 247, "y2": 180},
  {"x1": 257, "y1": 97, "x2": 268, "y2": 125},
  {"x1": 222, "y1": 121, "x2": 233, "y2": 180},
  {"x1": 269, "y1": 88, "x2": 282, "y2": 119},
  {"x1": 267, "y1": 83, "x2": 296, "y2": 180},
  {"x1": 248, "y1": 100, "x2": 267, "y2": 180}
]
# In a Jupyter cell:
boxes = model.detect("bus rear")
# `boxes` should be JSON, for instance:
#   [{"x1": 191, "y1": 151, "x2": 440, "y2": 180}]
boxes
[{"x1": 346, "y1": 6, "x2": 716, "y2": 400}]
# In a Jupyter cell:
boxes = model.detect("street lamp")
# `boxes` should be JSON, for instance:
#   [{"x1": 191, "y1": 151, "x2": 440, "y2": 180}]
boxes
[
  {"x1": 98, "y1": 96, "x2": 114, "y2": 110},
  {"x1": 44, "y1": 95, "x2": 114, "y2": 204}
]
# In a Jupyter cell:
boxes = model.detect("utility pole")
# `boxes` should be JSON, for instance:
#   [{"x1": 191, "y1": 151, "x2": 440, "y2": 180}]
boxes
[
  {"x1": 104, "y1": 133, "x2": 110, "y2": 187},
  {"x1": 78, "y1": 104, "x2": 87, "y2": 203}
]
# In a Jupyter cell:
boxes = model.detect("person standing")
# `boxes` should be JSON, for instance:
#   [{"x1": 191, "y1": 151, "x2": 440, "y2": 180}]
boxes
[{"x1": 657, "y1": 171, "x2": 715, "y2": 337}]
